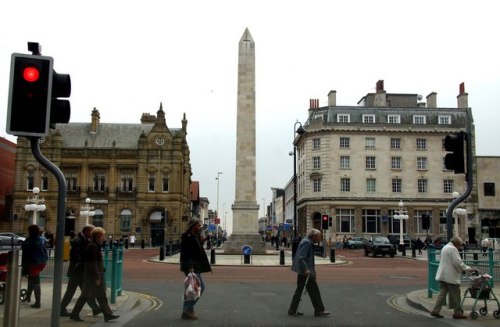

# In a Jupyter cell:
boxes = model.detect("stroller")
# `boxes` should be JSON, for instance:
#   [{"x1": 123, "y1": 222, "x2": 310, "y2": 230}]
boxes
[
  {"x1": 461, "y1": 269, "x2": 500, "y2": 319},
  {"x1": 0, "y1": 252, "x2": 28, "y2": 305}
]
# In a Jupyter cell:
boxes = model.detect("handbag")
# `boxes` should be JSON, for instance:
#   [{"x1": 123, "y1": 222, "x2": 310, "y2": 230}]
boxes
[{"x1": 183, "y1": 272, "x2": 201, "y2": 301}]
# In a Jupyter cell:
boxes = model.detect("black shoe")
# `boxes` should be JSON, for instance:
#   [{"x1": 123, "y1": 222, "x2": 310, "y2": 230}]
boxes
[
  {"x1": 69, "y1": 316, "x2": 84, "y2": 322},
  {"x1": 314, "y1": 311, "x2": 331, "y2": 317},
  {"x1": 30, "y1": 303, "x2": 41, "y2": 308},
  {"x1": 93, "y1": 308, "x2": 103, "y2": 316},
  {"x1": 60, "y1": 309, "x2": 71, "y2": 317},
  {"x1": 104, "y1": 314, "x2": 119, "y2": 322},
  {"x1": 288, "y1": 310, "x2": 303, "y2": 316},
  {"x1": 430, "y1": 311, "x2": 444, "y2": 318}
]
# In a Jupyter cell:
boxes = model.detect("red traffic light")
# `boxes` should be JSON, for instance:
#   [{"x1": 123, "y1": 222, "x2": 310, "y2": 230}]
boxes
[{"x1": 23, "y1": 66, "x2": 40, "y2": 82}]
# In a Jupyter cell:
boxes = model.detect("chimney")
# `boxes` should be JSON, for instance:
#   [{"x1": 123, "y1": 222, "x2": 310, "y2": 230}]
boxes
[
  {"x1": 374, "y1": 80, "x2": 387, "y2": 107},
  {"x1": 457, "y1": 82, "x2": 468, "y2": 108},
  {"x1": 90, "y1": 108, "x2": 100, "y2": 134},
  {"x1": 309, "y1": 99, "x2": 319, "y2": 109},
  {"x1": 328, "y1": 90, "x2": 337, "y2": 106},
  {"x1": 426, "y1": 92, "x2": 437, "y2": 108}
]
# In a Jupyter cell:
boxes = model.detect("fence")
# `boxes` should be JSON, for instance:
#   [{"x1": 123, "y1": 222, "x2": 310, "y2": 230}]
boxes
[{"x1": 427, "y1": 246, "x2": 499, "y2": 298}]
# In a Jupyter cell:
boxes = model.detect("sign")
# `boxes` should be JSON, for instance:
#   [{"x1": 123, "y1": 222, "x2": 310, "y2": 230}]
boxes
[
  {"x1": 214, "y1": 218, "x2": 221, "y2": 224},
  {"x1": 208, "y1": 224, "x2": 216, "y2": 231},
  {"x1": 241, "y1": 245, "x2": 253, "y2": 256}
]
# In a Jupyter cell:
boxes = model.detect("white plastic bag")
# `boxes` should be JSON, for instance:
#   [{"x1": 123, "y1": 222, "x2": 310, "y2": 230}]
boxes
[{"x1": 183, "y1": 272, "x2": 201, "y2": 301}]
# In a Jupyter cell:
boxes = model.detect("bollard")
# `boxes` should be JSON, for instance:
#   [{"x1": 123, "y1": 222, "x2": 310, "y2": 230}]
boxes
[
  {"x1": 210, "y1": 248, "x2": 216, "y2": 264},
  {"x1": 159, "y1": 246, "x2": 165, "y2": 261},
  {"x1": 279, "y1": 249, "x2": 285, "y2": 265},
  {"x1": 141, "y1": 239, "x2": 145, "y2": 249},
  {"x1": 244, "y1": 254, "x2": 250, "y2": 264},
  {"x1": 4, "y1": 250, "x2": 21, "y2": 327},
  {"x1": 169, "y1": 242, "x2": 173, "y2": 257},
  {"x1": 125, "y1": 239, "x2": 129, "y2": 249},
  {"x1": 473, "y1": 253, "x2": 478, "y2": 261},
  {"x1": 412, "y1": 246, "x2": 416, "y2": 258},
  {"x1": 330, "y1": 248, "x2": 335, "y2": 263}
]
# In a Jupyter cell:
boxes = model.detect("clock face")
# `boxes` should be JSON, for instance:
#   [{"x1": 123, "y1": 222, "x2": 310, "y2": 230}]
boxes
[{"x1": 155, "y1": 138, "x2": 165, "y2": 146}]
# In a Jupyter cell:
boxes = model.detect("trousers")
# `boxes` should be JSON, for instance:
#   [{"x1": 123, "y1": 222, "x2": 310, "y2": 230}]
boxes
[
  {"x1": 289, "y1": 274, "x2": 325, "y2": 313},
  {"x1": 432, "y1": 281, "x2": 463, "y2": 314}
]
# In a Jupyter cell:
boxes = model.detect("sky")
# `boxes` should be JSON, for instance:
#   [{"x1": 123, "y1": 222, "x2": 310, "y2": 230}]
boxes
[{"x1": 1, "y1": 0, "x2": 500, "y2": 234}]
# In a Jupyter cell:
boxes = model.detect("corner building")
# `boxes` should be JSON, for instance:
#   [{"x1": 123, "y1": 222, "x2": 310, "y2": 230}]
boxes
[
  {"x1": 295, "y1": 81, "x2": 479, "y2": 243},
  {"x1": 9, "y1": 105, "x2": 192, "y2": 245}
]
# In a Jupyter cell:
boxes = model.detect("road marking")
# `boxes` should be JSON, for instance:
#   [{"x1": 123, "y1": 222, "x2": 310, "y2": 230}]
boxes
[{"x1": 138, "y1": 293, "x2": 163, "y2": 311}]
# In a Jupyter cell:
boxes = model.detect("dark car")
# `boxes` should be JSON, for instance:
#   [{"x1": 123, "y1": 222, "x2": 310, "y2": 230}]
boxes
[
  {"x1": 346, "y1": 237, "x2": 367, "y2": 249},
  {"x1": 364, "y1": 236, "x2": 396, "y2": 257},
  {"x1": 386, "y1": 234, "x2": 411, "y2": 248}
]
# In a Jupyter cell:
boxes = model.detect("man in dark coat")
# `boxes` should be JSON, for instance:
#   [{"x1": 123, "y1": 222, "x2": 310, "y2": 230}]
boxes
[
  {"x1": 180, "y1": 219, "x2": 211, "y2": 320},
  {"x1": 60, "y1": 225, "x2": 100, "y2": 316}
]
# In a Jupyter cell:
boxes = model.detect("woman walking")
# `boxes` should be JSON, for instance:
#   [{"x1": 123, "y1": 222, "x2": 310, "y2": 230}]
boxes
[{"x1": 21, "y1": 224, "x2": 48, "y2": 308}]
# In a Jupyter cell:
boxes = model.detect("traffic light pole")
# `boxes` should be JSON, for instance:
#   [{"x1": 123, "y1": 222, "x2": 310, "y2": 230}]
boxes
[
  {"x1": 30, "y1": 137, "x2": 67, "y2": 327},
  {"x1": 446, "y1": 108, "x2": 473, "y2": 242}
]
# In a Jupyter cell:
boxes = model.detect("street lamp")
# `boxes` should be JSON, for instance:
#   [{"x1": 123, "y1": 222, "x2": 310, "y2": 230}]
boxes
[
  {"x1": 291, "y1": 121, "x2": 305, "y2": 257},
  {"x1": 451, "y1": 191, "x2": 467, "y2": 238},
  {"x1": 394, "y1": 200, "x2": 409, "y2": 256},
  {"x1": 25, "y1": 187, "x2": 46, "y2": 225},
  {"x1": 79, "y1": 197, "x2": 95, "y2": 225},
  {"x1": 215, "y1": 172, "x2": 222, "y2": 246}
]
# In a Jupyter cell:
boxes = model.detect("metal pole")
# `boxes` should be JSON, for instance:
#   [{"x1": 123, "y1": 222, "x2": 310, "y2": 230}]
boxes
[{"x1": 3, "y1": 250, "x2": 21, "y2": 327}]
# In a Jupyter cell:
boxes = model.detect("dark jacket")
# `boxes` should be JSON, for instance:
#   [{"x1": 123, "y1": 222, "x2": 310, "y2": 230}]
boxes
[
  {"x1": 21, "y1": 236, "x2": 48, "y2": 275},
  {"x1": 180, "y1": 231, "x2": 211, "y2": 275},
  {"x1": 67, "y1": 233, "x2": 91, "y2": 277},
  {"x1": 291, "y1": 237, "x2": 316, "y2": 276},
  {"x1": 82, "y1": 241, "x2": 105, "y2": 298}
]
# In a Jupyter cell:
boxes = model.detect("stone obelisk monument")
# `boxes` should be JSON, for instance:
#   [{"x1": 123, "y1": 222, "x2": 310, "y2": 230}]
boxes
[{"x1": 224, "y1": 28, "x2": 266, "y2": 254}]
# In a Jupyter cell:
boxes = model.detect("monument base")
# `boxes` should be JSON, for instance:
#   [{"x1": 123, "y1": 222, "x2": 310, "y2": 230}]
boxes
[{"x1": 223, "y1": 234, "x2": 267, "y2": 254}]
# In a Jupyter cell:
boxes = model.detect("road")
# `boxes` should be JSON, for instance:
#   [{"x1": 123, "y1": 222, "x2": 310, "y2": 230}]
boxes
[{"x1": 120, "y1": 248, "x2": 482, "y2": 326}]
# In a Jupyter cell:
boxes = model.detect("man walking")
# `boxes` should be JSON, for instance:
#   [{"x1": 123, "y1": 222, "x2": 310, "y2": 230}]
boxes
[
  {"x1": 431, "y1": 236, "x2": 471, "y2": 319},
  {"x1": 60, "y1": 224, "x2": 101, "y2": 317},
  {"x1": 288, "y1": 228, "x2": 330, "y2": 317}
]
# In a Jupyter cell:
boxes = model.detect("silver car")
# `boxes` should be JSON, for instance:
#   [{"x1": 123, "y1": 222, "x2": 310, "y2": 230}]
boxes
[{"x1": 0, "y1": 232, "x2": 25, "y2": 246}]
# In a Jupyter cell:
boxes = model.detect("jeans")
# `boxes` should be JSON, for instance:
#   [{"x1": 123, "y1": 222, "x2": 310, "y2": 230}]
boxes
[{"x1": 183, "y1": 273, "x2": 205, "y2": 313}]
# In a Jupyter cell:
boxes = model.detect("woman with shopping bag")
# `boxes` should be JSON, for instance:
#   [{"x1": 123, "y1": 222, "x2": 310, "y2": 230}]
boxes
[{"x1": 180, "y1": 219, "x2": 211, "y2": 320}]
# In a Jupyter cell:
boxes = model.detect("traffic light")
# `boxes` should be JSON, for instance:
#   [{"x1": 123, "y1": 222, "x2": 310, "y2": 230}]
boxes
[
  {"x1": 6, "y1": 53, "x2": 71, "y2": 137},
  {"x1": 444, "y1": 132, "x2": 465, "y2": 174},
  {"x1": 321, "y1": 214, "x2": 329, "y2": 230}
]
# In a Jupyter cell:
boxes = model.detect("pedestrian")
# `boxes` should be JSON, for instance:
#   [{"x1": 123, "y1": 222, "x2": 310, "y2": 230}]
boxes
[
  {"x1": 70, "y1": 227, "x2": 119, "y2": 322},
  {"x1": 21, "y1": 224, "x2": 48, "y2": 308},
  {"x1": 288, "y1": 228, "x2": 330, "y2": 317},
  {"x1": 430, "y1": 236, "x2": 471, "y2": 319},
  {"x1": 415, "y1": 237, "x2": 424, "y2": 255},
  {"x1": 129, "y1": 234, "x2": 136, "y2": 248},
  {"x1": 60, "y1": 225, "x2": 101, "y2": 317},
  {"x1": 180, "y1": 218, "x2": 212, "y2": 320},
  {"x1": 481, "y1": 238, "x2": 489, "y2": 256}
]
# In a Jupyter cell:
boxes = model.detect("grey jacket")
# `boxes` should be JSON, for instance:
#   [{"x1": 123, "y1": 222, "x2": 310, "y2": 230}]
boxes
[{"x1": 291, "y1": 237, "x2": 316, "y2": 276}]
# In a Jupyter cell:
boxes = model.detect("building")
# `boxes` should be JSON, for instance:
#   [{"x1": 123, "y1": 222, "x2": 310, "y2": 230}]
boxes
[
  {"x1": 6, "y1": 105, "x2": 192, "y2": 246},
  {"x1": 294, "y1": 81, "x2": 478, "y2": 243},
  {"x1": 476, "y1": 156, "x2": 500, "y2": 238},
  {"x1": 0, "y1": 137, "x2": 16, "y2": 221}
]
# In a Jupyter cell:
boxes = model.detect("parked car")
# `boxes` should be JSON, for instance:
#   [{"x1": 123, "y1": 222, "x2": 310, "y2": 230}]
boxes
[
  {"x1": 364, "y1": 236, "x2": 396, "y2": 257},
  {"x1": 386, "y1": 234, "x2": 411, "y2": 248},
  {"x1": 346, "y1": 237, "x2": 367, "y2": 249},
  {"x1": 0, "y1": 232, "x2": 25, "y2": 247}
]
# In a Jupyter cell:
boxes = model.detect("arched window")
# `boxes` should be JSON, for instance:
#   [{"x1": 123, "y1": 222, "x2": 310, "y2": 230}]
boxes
[
  {"x1": 120, "y1": 209, "x2": 132, "y2": 232},
  {"x1": 93, "y1": 209, "x2": 104, "y2": 227}
]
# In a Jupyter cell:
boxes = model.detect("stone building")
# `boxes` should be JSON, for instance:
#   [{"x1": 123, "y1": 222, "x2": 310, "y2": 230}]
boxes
[
  {"x1": 7, "y1": 104, "x2": 192, "y2": 246},
  {"x1": 292, "y1": 81, "x2": 479, "y2": 243},
  {"x1": 476, "y1": 156, "x2": 500, "y2": 237}
]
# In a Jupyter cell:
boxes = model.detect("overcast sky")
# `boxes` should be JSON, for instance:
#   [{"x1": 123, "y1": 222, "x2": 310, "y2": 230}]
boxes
[{"x1": 1, "y1": 0, "x2": 499, "y2": 234}]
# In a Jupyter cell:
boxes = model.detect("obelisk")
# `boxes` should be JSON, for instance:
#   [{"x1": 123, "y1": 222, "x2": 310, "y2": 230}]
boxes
[{"x1": 224, "y1": 28, "x2": 266, "y2": 254}]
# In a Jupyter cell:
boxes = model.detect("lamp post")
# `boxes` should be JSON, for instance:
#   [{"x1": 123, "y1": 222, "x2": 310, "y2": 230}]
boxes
[
  {"x1": 291, "y1": 121, "x2": 305, "y2": 257},
  {"x1": 80, "y1": 197, "x2": 95, "y2": 225},
  {"x1": 394, "y1": 200, "x2": 409, "y2": 256},
  {"x1": 25, "y1": 187, "x2": 46, "y2": 225},
  {"x1": 215, "y1": 172, "x2": 222, "y2": 246},
  {"x1": 451, "y1": 191, "x2": 467, "y2": 238}
]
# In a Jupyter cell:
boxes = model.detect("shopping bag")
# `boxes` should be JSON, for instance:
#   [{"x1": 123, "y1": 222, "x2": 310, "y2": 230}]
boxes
[{"x1": 183, "y1": 272, "x2": 201, "y2": 301}]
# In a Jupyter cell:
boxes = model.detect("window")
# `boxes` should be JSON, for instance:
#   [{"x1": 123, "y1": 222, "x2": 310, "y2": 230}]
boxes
[
  {"x1": 148, "y1": 174, "x2": 155, "y2": 192},
  {"x1": 340, "y1": 156, "x2": 350, "y2": 169},
  {"x1": 366, "y1": 178, "x2": 376, "y2": 193},
  {"x1": 363, "y1": 114, "x2": 375, "y2": 123},
  {"x1": 340, "y1": 137, "x2": 350, "y2": 148},
  {"x1": 66, "y1": 174, "x2": 78, "y2": 192},
  {"x1": 92, "y1": 209, "x2": 104, "y2": 227},
  {"x1": 418, "y1": 178, "x2": 428, "y2": 193},
  {"x1": 93, "y1": 174, "x2": 106, "y2": 192},
  {"x1": 392, "y1": 178, "x2": 402, "y2": 193},
  {"x1": 416, "y1": 138, "x2": 427, "y2": 150},
  {"x1": 389, "y1": 209, "x2": 407, "y2": 234},
  {"x1": 27, "y1": 172, "x2": 34, "y2": 190},
  {"x1": 413, "y1": 115, "x2": 426, "y2": 124},
  {"x1": 41, "y1": 175, "x2": 48, "y2": 191},
  {"x1": 387, "y1": 115, "x2": 400, "y2": 124},
  {"x1": 313, "y1": 179, "x2": 321, "y2": 192},
  {"x1": 414, "y1": 210, "x2": 433, "y2": 234},
  {"x1": 391, "y1": 157, "x2": 401, "y2": 170},
  {"x1": 121, "y1": 174, "x2": 133, "y2": 192},
  {"x1": 336, "y1": 209, "x2": 355, "y2": 234},
  {"x1": 438, "y1": 115, "x2": 451, "y2": 125},
  {"x1": 337, "y1": 114, "x2": 350, "y2": 123},
  {"x1": 365, "y1": 137, "x2": 375, "y2": 149},
  {"x1": 362, "y1": 209, "x2": 381, "y2": 234},
  {"x1": 312, "y1": 138, "x2": 321, "y2": 150},
  {"x1": 341, "y1": 178, "x2": 351, "y2": 192},
  {"x1": 313, "y1": 156, "x2": 321, "y2": 170},
  {"x1": 417, "y1": 157, "x2": 427, "y2": 170},
  {"x1": 390, "y1": 138, "x2": 401, "y2": 149},
  {"x1": 162, "y1": 175, "x2": 169, "y2": 192},
  {"x1": 443, "y1": 179, "x2": 454, "y2": 194},
  {"x1": 366, "y1": 156, "x2": 376, "y2": 169},
  {"x1": 484, "y1": 183, "x2": 496, "y2": 196},
  {"x1": 120, "y1": 209, "x2": 132, "y2": 232}
]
